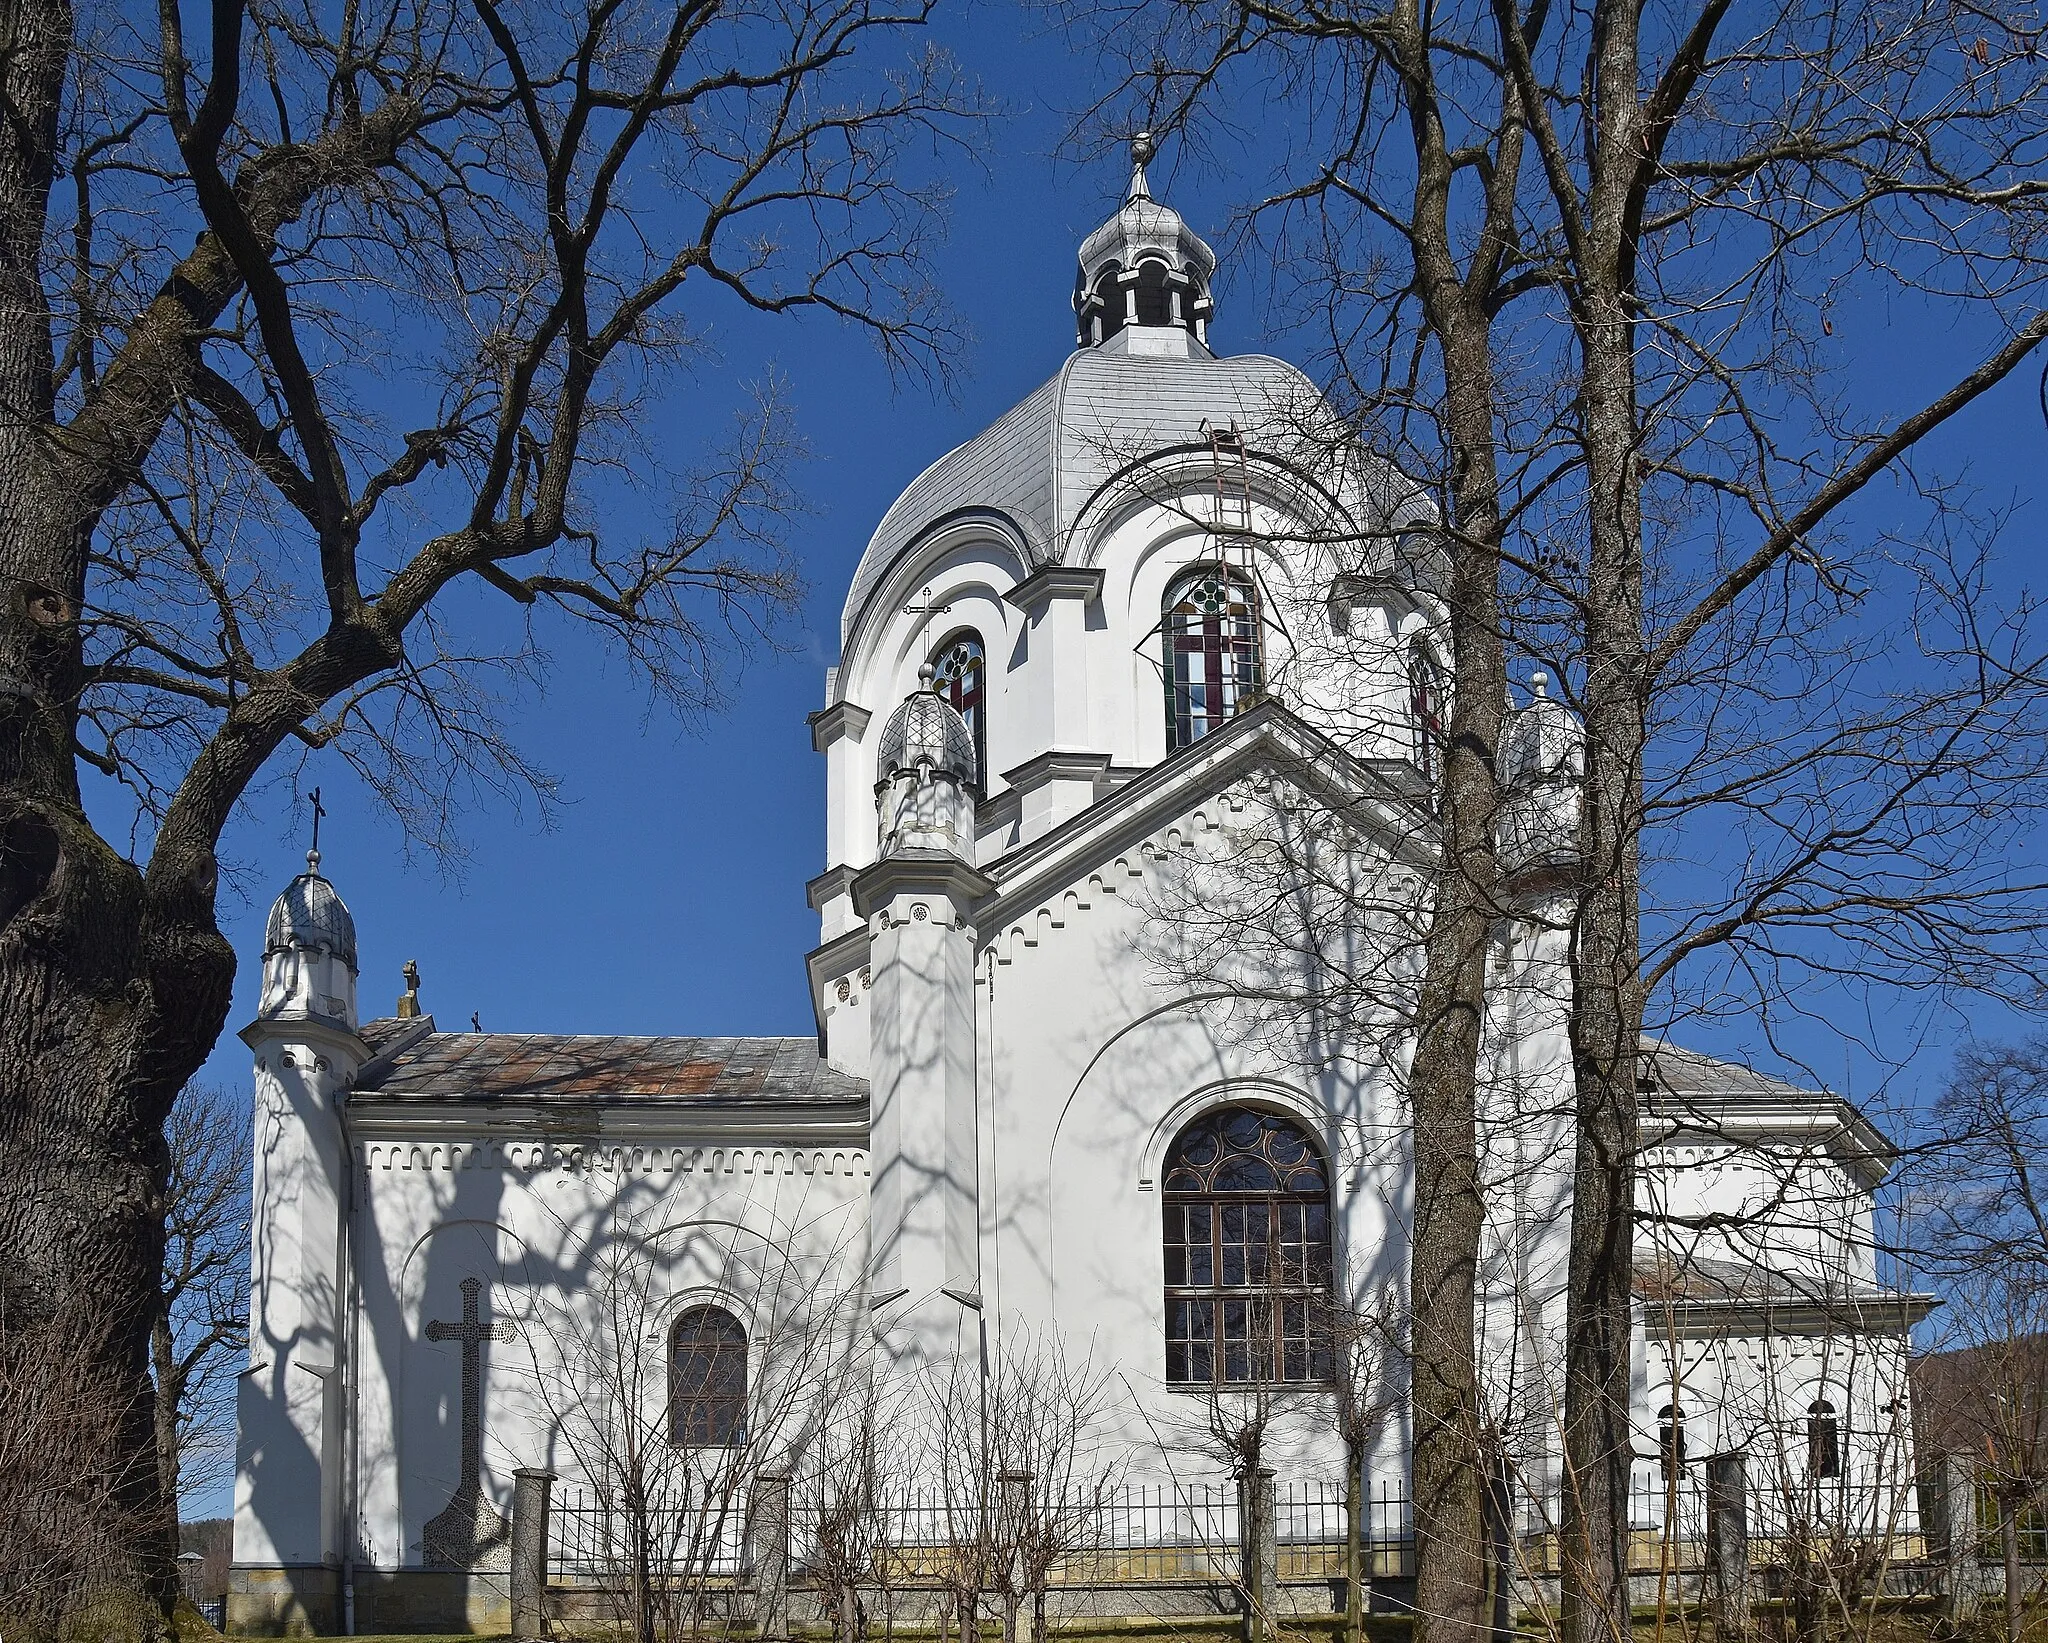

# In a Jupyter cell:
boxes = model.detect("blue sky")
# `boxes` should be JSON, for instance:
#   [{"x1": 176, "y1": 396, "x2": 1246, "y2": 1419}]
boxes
[
  {"x1": 181, "y1": 0, "x2": 2045, "y2": 1145},
  {"x1": 170, "y1": 0, "x2": 2043, "y2": 1515}
]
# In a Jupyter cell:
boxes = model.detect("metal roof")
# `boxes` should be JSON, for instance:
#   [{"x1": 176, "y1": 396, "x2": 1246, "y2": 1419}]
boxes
[
  {"x1": 840, "y1": 332, "x2": 1375, "y2": 647},
  {"x1": 349, "y1": 1028, "x2": 865, "y2": 1104},
  {"x1": 264, "y1": 855, "x2": 358, "y2": 970}
]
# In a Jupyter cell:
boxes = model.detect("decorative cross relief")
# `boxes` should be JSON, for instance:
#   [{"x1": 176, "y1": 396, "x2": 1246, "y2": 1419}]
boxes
[{"x1": 422, "y1": 1275, "x2": 515, "y2": 1571}]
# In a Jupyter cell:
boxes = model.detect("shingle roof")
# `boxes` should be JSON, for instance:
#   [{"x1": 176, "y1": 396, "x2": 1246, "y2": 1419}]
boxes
[{"x1": 349, "y1": 1026, "x2": 865, "y2": 1105}]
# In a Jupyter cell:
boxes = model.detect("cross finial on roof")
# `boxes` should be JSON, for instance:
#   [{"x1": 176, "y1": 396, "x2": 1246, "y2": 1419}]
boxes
[{"x1": 305, "y1": 786, "x2": 326, "y2": 875}]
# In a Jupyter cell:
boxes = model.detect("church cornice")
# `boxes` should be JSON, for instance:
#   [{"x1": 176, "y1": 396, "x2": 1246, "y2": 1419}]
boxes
[
  {"x1": 977, "y1": 698, "x2": 1431, "y2": 935},
  {"x1": 808, "y1": 700, "x2": 871, "y2": 752}
]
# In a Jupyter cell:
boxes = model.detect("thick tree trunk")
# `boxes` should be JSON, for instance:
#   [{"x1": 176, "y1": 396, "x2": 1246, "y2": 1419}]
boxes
[
  {"x1": 0, "y1": 0, "x2": 238, "y2": 1619},
  {"x1": 1559, "y1": 258, "x2": 1648, "y2": 1643},
  {"x1": 1406, "y1": 304, "x2": 1511, "y2": 1643}
]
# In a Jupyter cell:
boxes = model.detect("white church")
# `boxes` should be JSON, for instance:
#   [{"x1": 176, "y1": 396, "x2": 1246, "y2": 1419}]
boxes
[{"x1": 229, "y1": 144, "x2": 1930, "y2": 1633}]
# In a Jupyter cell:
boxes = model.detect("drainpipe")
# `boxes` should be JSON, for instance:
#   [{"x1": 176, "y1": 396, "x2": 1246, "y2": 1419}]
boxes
[{"x1": 341, "y1": 1090, "x2": 360, "y2": 1636}]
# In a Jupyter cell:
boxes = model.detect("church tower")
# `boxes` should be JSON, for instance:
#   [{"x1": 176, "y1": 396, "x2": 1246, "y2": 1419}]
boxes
[
  {"x1": 233, "y1": 848, "x2": 366, "y2": 1623},
  {"x1": 858, "y1": 669, "x2": 991, "y2": 1364}
]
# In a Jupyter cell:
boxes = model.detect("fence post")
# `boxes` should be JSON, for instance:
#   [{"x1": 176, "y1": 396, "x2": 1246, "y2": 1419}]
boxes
[
  {"x1": 511, "y1": 1467, "x2": 556, "y2": 1641},
  {"x1": 1238, "y1": 1469, "x2": 1277, "y2": 1643},
  {"x1": 1928, "y1": 1453, "x2": 1987, "y2": 1631},
  {"x1": 751, "y1": 1471, "x2": 793, "y2": 1643},
  {"x1": 1705, "y1": 1453, "x2": 1751, "y2": 1641},
  {"x1": 999, "y1": 1470, "x2": 1035, "y2": 1643}
]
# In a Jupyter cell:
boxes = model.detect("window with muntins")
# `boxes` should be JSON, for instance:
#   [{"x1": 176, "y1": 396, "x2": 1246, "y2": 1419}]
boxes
[
  {"x1": 669, "y1": 1305, "x2": 747, "y2": 1447},
  {"x1": 1163, "y1": 1107, "x2": 1333, "y2": 1385},
  {"x1": 930, "y1": 631, "x2": 986, "y2": 788},
  {"x1": 1164, "y1": 567, "x2": 1262, "y2": 753},
  {"x1": 1409, "y1": 644, "x2": 1446, "y2": 784}
]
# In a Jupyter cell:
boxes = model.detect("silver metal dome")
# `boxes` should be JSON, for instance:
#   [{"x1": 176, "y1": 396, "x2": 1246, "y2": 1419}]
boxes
[
  {"x1": 876, "y1": 675, "x2": 978, "y2": 787},
  {"x1": 264, "y1": 851, "x2": 359, "y2": 970}
]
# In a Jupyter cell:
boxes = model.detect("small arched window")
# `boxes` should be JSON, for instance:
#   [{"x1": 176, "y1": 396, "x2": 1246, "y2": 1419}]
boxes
[
  {"x1": 1808, "y1": 1399, "x2": 1841, "y2": 1479},
  {"x1": 1164, "y1": 566, "x2": 1262, "y2": 753},
  {"x1": 1091, "y1": 264, "x2": 1125, "y2": 345},
  {"x1": 1409, "y1": 644, "x2": 1446, "y2": 784},
  {"x1": 1162, "y1": 1107, "x2": 1332, "y2": 1385},
  {"x1": 1657, "y1": 1404, "x2": 1686, "y2": 1479},
  {"x1": 669, "y1": 1305, "x2": 747, "y2": 1448},
  {"x1": 930, "y1": 631, "x2": 986, "y2": 789},
  {"x1": 1133, "y1": 259, "x2": 1174, "y2": 327}
]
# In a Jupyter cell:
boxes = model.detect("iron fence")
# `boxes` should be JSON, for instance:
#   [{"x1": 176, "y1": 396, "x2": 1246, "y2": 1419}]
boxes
[{"x1": 550, "y1": 1480, "x2": 750, "y2": 1582}]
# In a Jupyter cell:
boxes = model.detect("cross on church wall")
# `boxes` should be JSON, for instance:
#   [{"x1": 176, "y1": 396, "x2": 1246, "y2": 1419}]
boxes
[{"x1": 425, "y1": 1275, "x2": 513, "y2": 1499}]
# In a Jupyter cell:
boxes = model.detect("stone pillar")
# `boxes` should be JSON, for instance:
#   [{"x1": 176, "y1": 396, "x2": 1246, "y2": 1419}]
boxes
[
  {"x1": 1239, "y1": 1469, "x2": 1277, "y2": 1643},
  {"x1": 999, "y1": 1471, "x2": 1035, "y2": 1643},
  {"x1": 751, "y1": 1472, "x2": 793, "y2": 1643},
  {"x1": 1925, "y1": 1454, "x2": 1987, "y2": 1629},
  {"x1": 1705, "y1": 1453, "x2": 1751, "y2": 1640},
  {"x1": 510, "y1": 1467, "x2": 555, "y2": 1641}
]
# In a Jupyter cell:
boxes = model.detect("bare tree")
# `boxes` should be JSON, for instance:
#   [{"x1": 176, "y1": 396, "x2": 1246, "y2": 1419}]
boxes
[
  {"x1": 1911, "y1": 1039, "x2": 2048, "y2": 1643},
  {"x1": 0, "y1": 0, "x2": 977, "y2": 1604},
  {"x1": 517, "y1": 1194, "x2": 870, "y2": 1643},
  {"x1": 1066, "y1": 6, "x2": 2048, "y2": 1640},
  {"x1": 154, "y1": 1083, "x2": 251, "y2": 1521}
]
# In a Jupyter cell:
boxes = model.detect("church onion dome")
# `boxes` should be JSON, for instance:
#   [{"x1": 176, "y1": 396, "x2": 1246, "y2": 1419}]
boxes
[
  {"x1": 1500, "y1": 671, "x2": 1584, "y2": 788},
  {"x1": 265, "y1": 850, "x2": 359, "y2": 972},
  {"x1": 876, "y1": 667, "x2": 979, "y2": 787},
  {"x1": 1074, "y1": 133, "x2": 1218, "y2": 349}
]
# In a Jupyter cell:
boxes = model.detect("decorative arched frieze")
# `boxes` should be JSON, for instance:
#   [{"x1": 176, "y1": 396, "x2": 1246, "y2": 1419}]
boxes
[{"x1": 360, "y1": 1141, "x2": 868, "y2": 1178}]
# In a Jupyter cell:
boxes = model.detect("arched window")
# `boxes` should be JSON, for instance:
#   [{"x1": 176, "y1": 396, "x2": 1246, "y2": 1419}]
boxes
[
  {"x1": 1164, "y1": 566, "x2": 1262, "y2": 753},
  {"x1": 669, "y1": 1305, "x2": 747, "y2": 1447},
  {"x1": 1658, "y1": 1403, "x2": 1686, "y2": 1479},
  {"x1": 1133, "y1": 258, "x2": 1174, "y2": 327},
  {"x1": 1409, "y1": 643, "x2": 1446, "y2": 784},
  {"x1": 1090, "y1": 264, "x2": 1125, "y2": 345},
  {"x1": 1162, "y1": 1107, "x2": 1333, "y2": 1385},
  {"x1": 929, "y1": 631, "x2": 986, "y2": 789},
  {"x1": 1808, "y1": 1399, "x2": 1841, "y2": 1479}
]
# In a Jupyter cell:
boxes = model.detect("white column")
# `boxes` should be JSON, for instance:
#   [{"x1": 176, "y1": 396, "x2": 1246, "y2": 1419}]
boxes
[
  {"x1": 809, "y1": 699, "x2": 873, "y2": 939},
  {"x1": 1002, "y1": 567, "x2": 1106, "y2": 839},
  {"x1": 856, "y1": 853, "x2": 992, "y2": 1363},
  {"x1": 234, "y1": 1013, "x2": 366, "y2": 1571}
]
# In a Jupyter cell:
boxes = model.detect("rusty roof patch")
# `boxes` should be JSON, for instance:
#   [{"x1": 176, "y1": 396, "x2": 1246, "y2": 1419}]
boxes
[{"x1": 349, "y1": 1025, "x2": 865, "y2": 1105}]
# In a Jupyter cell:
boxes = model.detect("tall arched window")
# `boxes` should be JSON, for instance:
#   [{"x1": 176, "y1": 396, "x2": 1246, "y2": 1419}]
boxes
[
  {"x1": 1162, "y1": 1107, "x2": 1332, "y2": 1385},
  {"x1": 1164, "y1": 566, "x2": 1262, "y2": 753},
  {"x1": 1658, "y1": 1403, "x2": 1686, "y2": 1479},
  {"x1": 1409, "y1": 643, "x2": 1446, "y2": 784},
  {"x1": 1807, "y1": 1398, "x2": 1841, "y2": 1479},
  {"x1": 930, "y1": 631, "x2": 986, "y2": 789},
  {"x1": 669, "y1": 1305, "x2": 747, "y2": 1447}
]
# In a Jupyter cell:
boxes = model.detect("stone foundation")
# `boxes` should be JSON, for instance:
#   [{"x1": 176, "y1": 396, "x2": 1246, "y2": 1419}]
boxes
[{"x1": 226, "y1": 1566, "x2": 509, "y2": 1635}]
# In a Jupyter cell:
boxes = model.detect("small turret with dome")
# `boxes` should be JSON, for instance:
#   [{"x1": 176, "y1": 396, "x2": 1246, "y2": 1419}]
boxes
[
  {"x1": 258, "y1": 838, "x2": 360, "y2": 1030},
  {"x1": 875, "y1": 665, "x2": 979, "y2": 861},
  {"x1": 1498, "y1": 671, "x2": 1584, "y2": 878},
  {"x1": 1074, "y1": 133, "x2": 1217, "y2": 349}
]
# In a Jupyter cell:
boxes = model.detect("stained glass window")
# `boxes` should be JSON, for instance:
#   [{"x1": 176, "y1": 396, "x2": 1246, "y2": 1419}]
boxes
[
  {"x1": 1162, "y1": 1108, "x2": 1332, "y2": 1385},
  {"x1": 930, "y1": 631, "x2": 985, "y2": 789},
  {"x1": 1164, "y1": 567, "x2": 1262, "y2": 753},
  {"x1": 669, "y1": 1306, "x2": 746, "y2": 1447}
]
